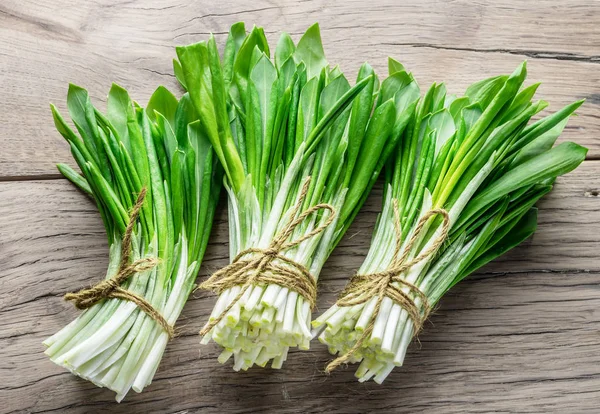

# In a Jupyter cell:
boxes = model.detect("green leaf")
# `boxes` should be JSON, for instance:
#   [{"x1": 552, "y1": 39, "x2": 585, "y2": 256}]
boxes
[
  {"x1": 461, "y1": 208, "x2": 538, "y2": 278},
  {"x1": 294, "y1": 23, "x2": 328, "y2": 80},
  {"x1": 388, "y1": 57, "x2": 406, "y2": 75},
  {"x1": 233, "y1": 26, "x2": 270, "y2": 104},
  {"x1": 461, "y1": 103, "x2": 483, "y2": 134},
  {"x1": 275, "y1": 32, "x2": 296, "y2": 70},
  {"x1": 304, "y1": 75, "x2": 373, "y2": 156},
  {"x1": 176, "y1": 42, "x2": 246, "y2": 191},
  {"x1": 295, "y1": 76, "x2": 320, "y2": 146},
  {"x1": 251, "y1": 54, "x2": 277, "y2": 142},
  {"x1": 170, "y1": 149, "x2": 186, "y2": 238},
  {"x1": 146, "y1": 86, "x2": 178, "y2": 128},
  {"x1": 431, "y1": 83, "x2": 447, "y2": 111},
  {"x1": 341, "y1": 99, "x2": 396, "y2": 223},
  {"x1": 57, "y1": 163, "x2": 92, "y2": 195},
  {"x1": 428, "y1": 109, "x2": 456, "y2": 156},
  {"x1": 448, "y1": 96, "x2": 470, "y2": 121},
  {"x1": 223, "y1": 22, "x2": 247, "y2": 86},
  {"x1": 343, "y1": 63, "x2": 376, "y2": 187},
  {"x1": 107, "y1": 83, "x2": 134, "y2": 150},
  {"x1": 379, "y1": 71, "x2": 413, "y2": 104},
  {"x1": 67, "y1": 84, "x2": 100, "y2": 152},
  {"x1": 500, "y1": 82, "x2": 540, "y2": 123},
  {"x1": 465, "y1": 62, "x2": 527, "y2": 150},
  {"x1": 173, "y1": 59, "x2": 187, "y2": 90},
  {"x1": 513, "y1": 99, "x2": 584, "y2": 153},
  {"x1": 67, "y1": 84, "x2": 111, "y2": 182},
  {"x1": 251, "y1": 54, "x2": 278, "y2": 203},
  {"x1": 510, "y1": 117, "x2": 568, "y2": 168},
  {"x1": 458, "y1": 141, "x2": 587, "y2": 228},
  {"x1": 465, "y1": 75, "x2": 508, "y2": 110}
]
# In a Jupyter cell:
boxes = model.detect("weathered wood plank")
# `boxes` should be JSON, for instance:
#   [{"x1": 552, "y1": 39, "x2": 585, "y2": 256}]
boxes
[
  {"x1": 1, "y1": 161, "x2": 598, "y2": 412},
  {"x1": 1, "y1": 0, "x2": 598, "y2": 179}
]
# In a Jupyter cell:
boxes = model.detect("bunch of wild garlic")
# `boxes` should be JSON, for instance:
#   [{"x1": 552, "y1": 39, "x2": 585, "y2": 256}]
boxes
[
  {"x1": 44, "y1": 84, "x2": 221, "y2": 400},
  {"x1": 314, "y1": 62, "x2": 587, "y2": 383}
]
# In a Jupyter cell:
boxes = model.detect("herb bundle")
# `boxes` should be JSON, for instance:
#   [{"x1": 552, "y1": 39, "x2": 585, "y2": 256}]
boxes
[
  {"x1": 43, "y1": 84, "x2": 221, "y2": 400},
  {"x1": 314, "y1": 62, "x2": 587, "y2": 383},
  {"x1": 175, "y1": 23, "x2": 420, "y2": 370}
]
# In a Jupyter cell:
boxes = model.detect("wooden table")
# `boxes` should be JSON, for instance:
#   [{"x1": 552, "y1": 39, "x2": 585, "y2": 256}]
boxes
[{"x1": 1, "y1": 1, "x2": 599, "y2": 412}]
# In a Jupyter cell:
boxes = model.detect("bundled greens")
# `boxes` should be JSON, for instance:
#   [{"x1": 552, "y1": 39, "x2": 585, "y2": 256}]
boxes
[
  {"x1": 43, "y1": 84, "x2": 221, "y2": 400},
  {"x1": 175, "y1": 23, "x2": 420, "y2": 370},
  {"x1": 314, "y1": 61, "x2": 587, "y2": 383},
  {"x1": 38, "y1": 17, "x2": 589, "y2": 394}
]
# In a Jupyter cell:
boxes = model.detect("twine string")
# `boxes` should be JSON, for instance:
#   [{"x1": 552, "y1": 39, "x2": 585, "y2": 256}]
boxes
[
  {"x1": 325, "y1": 202, "x2": 450, "y2": 372},
  {"x1": 64, "y1": 188, "x2": 174, "y2": 339},
  {"x1": 198, "y1": 177, "x2": 336, "y2": 336}
]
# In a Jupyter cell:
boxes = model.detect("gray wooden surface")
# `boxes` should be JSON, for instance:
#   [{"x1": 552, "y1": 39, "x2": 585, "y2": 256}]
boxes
[{"x1": 1, "y1": 1, "x2": 599, "y2": 413}]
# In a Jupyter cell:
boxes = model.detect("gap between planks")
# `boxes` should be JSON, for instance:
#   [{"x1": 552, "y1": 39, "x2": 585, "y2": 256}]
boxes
[{"x1": 2, "y1": 158, "x2": 600, "y2": 183}]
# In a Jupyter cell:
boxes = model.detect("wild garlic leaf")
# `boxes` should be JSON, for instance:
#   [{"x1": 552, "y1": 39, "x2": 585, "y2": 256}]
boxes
[
  {"x1": 294, "y1": 23, "x2": 328, "y2": 80},
  {"x1": 275, "y1": 32, "x2": 296, "y2": 70},
  {"x1": 223, "y1": 22, "x2": 247, "y2": 86},
  {"x1": 233, "y1": 26, "x2": 270, "y2": 104},
  {"x1": 57, "y1": 163, "x2": 92, "y2": 194},
  {"x1": 146, "y1": 86, "x2": 178, "y2": 128},
  {"x1": 510, "y1": 117, "x2": 568, "y2": 168},
  {"x1": 428, "y1": 109, "x2": 455, "y2": 156},
  {"x1": 344, "y1": 63, "x2": 376, "y2": 187},
  {"x1": 107, "y1": 84, "x2": 134, "y2": 150},
  {"x1": 173, "y1": 59, "x2": 186, "y2": 90},
  {"x1": 459, "y1": 141, "x2": 587, "y2": 228},
  {"x1": 388, "y1": 57, "x2": 406, "y2": 75}
]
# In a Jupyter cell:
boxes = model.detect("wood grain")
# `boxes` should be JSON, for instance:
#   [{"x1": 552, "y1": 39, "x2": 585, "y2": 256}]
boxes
[
  {"x1": 1, "y1": 161, "x2": 599, "y2": 413},
  {"x1": 2, "y1": 0, "x2": 600, "y2": 412},
  {"x1": 1, "y1": 0, "x2": 599, "y2": 179}
]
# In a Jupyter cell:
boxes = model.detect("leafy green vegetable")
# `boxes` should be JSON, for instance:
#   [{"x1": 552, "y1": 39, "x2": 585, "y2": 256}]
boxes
[
  {"x1": 314, "y1": 61, "x2": 586, "y2": 383},
  {"x1": 43, "y1": 84, "x2": 221, "y2": 401}
]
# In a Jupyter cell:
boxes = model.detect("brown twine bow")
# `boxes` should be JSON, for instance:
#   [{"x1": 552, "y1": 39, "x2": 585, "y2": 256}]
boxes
[
  {"x1": 64, "y1": 188, "x2": 174, "y2": 339},
  {"x1": 198, "y1": 177, "x2": 336, "y2": 336},
  {"x1": 325, "y1": 201, "x2": 450, "y2": 372}
]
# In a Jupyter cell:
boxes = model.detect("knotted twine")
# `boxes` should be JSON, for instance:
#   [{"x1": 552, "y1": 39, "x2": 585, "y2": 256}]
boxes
[
  {"x1": 64, "y1": 188, "x2": 174, "y2": 339},
  {"x1": 198, "y1": 177, "x2": 335, "y2": 336},
  {"x1": 325, "y1": 202, "x2": 450, "y2": 372}
]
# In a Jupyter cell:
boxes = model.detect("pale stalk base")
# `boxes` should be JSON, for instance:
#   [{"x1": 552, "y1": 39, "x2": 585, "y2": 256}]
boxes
[
  {"x1": 313, "y1": 301, "x2": 415, "y2": 383},
  {"x1": 202, "y1": 281, "x2": 312, "y2": 370},
  {"x1": 43, "y1": 238, "x2": 193, "y2": 401}
]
